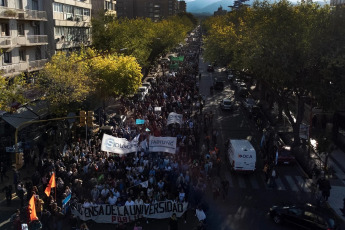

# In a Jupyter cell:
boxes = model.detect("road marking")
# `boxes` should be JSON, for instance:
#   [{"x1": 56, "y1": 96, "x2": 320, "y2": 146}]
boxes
[
  {"x1": 295, "y1": 176, "x2": 311, "y2": 193},
  {"x1": 285, "y1": 175, "x2": 299, "y2": 192},
  {"x1": 275, "y1": 177, "x2": 286, "y2": 191}
]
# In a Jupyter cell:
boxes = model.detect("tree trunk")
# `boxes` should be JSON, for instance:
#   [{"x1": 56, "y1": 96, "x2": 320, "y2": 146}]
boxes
[{"x1": 282, "y1": 94, "x2": 305, "y2": 147}]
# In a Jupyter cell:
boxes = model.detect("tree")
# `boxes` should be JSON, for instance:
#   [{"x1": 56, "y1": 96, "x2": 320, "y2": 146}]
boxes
[
  {"x1": 203, "y1": 1, "x2": 345, "y2": 146},
  {"x1": 36, "y1": 49, "x2": 94, "y2": 115},
  {"x1": 0, "y1": 75, "x2": 28, "y2": 112},
  {"x1": 88, "y1": 51, "x2": 143, "y2": 101}
]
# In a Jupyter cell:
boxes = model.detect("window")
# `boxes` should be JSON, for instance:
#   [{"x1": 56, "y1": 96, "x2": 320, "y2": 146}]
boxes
[
  {"x1": 1, "y1": 23, "x2": 10, "y2": 36},
  {"x1": 53, "y1": 3, "x2": 63, "y2": 12},
  {"x1": 64, "y1": 5, "x2": 73, "y2": 13},
  {"x1": 55, "y1": 27, "x2": 65, "y2": 37},
  {"x1": 3, "y1": 52, "x2": 11, "y2": 63},
  {"x1": 105, "y1": 1, "x2": 112, "y2": 10},
  {"x1": 19, "y1": 49, "x2": 26, "y2": 61},
  {"x1": 83, "y1": 9, "x2": 90, "y2": 16},
  {"x1": 17, "y1": 23, "x2": 24, "y2": 36},
  {"x1": 35, "y1": 47, "x2": 41, "y2": 60},
  {"x1": 0, "y1": 0, "x2": 7, "y2": 7},
  {"x1": 74, "y1": 7, "x2": 82, "y2": 16},
  {"x1": 16, "y1": 0, "x2": 23, "y2": 9},
  {"x1": 32, "y1": 0, "x2": 38, "y2": 10}
]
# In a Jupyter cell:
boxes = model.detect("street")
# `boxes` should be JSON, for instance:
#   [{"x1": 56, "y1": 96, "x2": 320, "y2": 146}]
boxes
[{"x1": 196, "y1": 55, "x2": 316, "y2": 230}]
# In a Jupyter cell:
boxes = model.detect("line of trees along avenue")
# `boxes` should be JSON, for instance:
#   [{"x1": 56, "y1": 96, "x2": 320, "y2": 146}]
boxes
[
  {"x1": 0, "y1": 13, "x2": 197, "y2": 115},
  {"x1": 202, "y1": 0, "x2": 345, "y2": 147}
]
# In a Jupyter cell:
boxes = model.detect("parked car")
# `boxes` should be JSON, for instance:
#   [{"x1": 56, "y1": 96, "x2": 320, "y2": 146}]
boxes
[
  {"x1": 269, "y1": 203, "x2": 338, "y2": 230},
  {"x1": 220, "y1": 98, "x2": 234, "y2": 110},
  {"x1": 214, "y1": 81, "x2": 225, "y2": 90},
  {"x1": 277, "y1": 145, "x2": 295, "y2": 165},
  {"x1": 207, "y1": 65, "x2": 214, "y2": 72}
]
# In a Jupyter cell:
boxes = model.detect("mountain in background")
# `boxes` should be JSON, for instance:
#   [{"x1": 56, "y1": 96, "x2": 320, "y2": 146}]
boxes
[{"x1": 186, "y1": 0, "x2": 328, "y2": 14}]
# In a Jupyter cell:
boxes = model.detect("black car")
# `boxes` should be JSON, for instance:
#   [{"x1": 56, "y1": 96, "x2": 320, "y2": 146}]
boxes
[
  {"x1": 214, "y1": 81, "x2": 225, "y2": 90},
  {"x1": 269, "y1": 203, "x2": 338, "y2": 230},
  {"x1": 207, "y1": 65, "x2": 214, "y2": 72}
]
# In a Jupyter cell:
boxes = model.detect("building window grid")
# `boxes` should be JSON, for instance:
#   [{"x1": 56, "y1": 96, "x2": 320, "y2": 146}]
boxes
[{"x1": 19, "y1": 49, "x2": 26, "y2": 62}]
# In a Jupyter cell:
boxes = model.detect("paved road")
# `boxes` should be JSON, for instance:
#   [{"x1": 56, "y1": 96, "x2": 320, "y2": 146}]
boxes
[{"x1": 197, "y1": 55, "x2": 316, "y2": 230}]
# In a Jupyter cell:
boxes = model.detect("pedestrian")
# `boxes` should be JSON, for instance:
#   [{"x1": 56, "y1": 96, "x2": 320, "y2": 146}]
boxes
[
  {"x1": 319, "y1": 177, "x2": 331, "y2": 201},
  {"x1": 168, "y1": 213, "x2": 178, "y2": 230},
  {"x1": 0, "y1": 162, "x2": 8, "y2": 183},
  {"x1": 263, "y1": 163, "x2": 269, "y2": 183},
  {"x1": 221, "y1": 179, "x2": 229, "y2": 200},
  {"x1": 80, "y1": 223, "x2": 89, "y2": 230},
  {"x1": 269, "y1": 167, "x2": 277, "y2": 188},
  {"x1": 2, "y1": 185, "x2": 12, "y2": 206},
  {"x1": 17, "y1": 182, "x2": 26, "y2": 207}
]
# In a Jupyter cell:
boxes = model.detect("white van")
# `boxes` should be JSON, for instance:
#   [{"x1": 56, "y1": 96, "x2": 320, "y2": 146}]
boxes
[{"x1": 227, "y1": 139, "x2": 256, "y2": 172}]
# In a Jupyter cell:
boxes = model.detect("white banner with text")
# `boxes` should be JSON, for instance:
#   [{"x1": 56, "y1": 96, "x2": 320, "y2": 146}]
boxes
[
  {"x1": 71, "y1": 201, "x2": 188, "y2": 224},
  {"x1": 149, "y1": 136, "x2": 177, "y2": 154}
]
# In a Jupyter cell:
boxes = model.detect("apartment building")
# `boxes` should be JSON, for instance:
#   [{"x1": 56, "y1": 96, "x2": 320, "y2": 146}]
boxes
[
  {"x1": 0, "y1": 0, "x2": 48, "y2": 79},
  {"x1": 116, "y1": 0, "x2": 179, "y2": 21},
  {"x1": 177, "y1": 1, "x2": 186, "y2": 13},
  {"x1": 43, "y1": 0, "x2": 92, "y2": 57},
  {"x1": 91, "y1": 0, "x2": 116, "y2": 18}
]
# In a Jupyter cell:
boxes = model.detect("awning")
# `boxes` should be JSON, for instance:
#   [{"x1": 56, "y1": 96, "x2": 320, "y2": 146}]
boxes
[
  {"x1": 1, "y1": 100, "x2": 49, "y2": 129},
  {"x1": 1, "y1": 107, "x2": 39, "y2": 129}
]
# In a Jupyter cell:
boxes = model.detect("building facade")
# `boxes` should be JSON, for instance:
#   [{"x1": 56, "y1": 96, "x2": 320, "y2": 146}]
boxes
[
  {"x1": 116, "y1": 0, "x2": 179, "y2": 21},
  {"x1": 43, "y1": 0, "x2": 92, "y2": 57},
  {"x1": 0, "y1": 0, "x2": 48, "y2": 79},
  {"x1": 178, "y1": 1, "x2": 186, "y2": 13},
  {"x1": 91, "y1": 0, "x2": 116, "y2": 18}
]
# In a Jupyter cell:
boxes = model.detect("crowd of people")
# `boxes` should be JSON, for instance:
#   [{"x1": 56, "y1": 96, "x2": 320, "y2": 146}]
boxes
[{"x1": 6, "y1": 28, "x2": 218, "y2": 230}]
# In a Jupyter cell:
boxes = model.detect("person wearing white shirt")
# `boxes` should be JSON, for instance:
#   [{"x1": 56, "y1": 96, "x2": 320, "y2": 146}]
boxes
[
  {"x1": 101, "y1": 186, "x2": 110, "y2": 198},
  {"x1": 125, "y1": 197, "x2": 135, "y2": 206},
  {"x1": 179, "y1": 189, "x2": 185, "y2": 202},
  {"x1": 108, "y1": 193, "x2": 117, "y2": 205},
  {"x1": 157, "y1": 180, "x2": 165, "y2": 190},
  {"x1": 135, "y1": 196, "x2": 143, "y2": 205}
]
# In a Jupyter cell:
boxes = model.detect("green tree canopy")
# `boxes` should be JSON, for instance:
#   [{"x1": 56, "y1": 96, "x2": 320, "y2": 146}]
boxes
[
  {"x1": 0, "y1": 75, "x2": 28, "y2": 112},
  {"x1": 203, "y1": 1, "x2": 345, "y2": 146}
]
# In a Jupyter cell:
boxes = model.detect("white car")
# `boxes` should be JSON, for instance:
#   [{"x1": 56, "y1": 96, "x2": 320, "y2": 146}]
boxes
[
  {"x1": 138, "y1": 86, "x2": 149, "y2": 96},
  {"x1": 220, "y1": 98, "x2": 234, "y2": 110}
]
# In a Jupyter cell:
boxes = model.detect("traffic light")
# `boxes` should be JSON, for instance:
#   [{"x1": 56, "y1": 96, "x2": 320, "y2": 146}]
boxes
[
  {"x1": 80, "y1": 110, "x2": 86, "y2": 126},
  {"x1": 87, "y1": 111, "x2": 94, "y2": 127}
]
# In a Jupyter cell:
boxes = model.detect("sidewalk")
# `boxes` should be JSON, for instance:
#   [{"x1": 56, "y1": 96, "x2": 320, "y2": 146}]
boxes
[{"x1": 248, "y1": 86, "x2": 345, "y2": 223}]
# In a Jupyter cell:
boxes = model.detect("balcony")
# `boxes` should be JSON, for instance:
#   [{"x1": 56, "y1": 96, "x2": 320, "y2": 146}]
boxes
[
  {"x1": 16, "y1": 35, "x2": 48, "y2": 46},
  {"x1": 28, "y1": 59, "x2": 48, "y2": 72},
  {"x1": 0, "y1": 7, "x2": 47, "y2": 21},
  {"x1": 0, "y1": 59, "x2": 47, "y2": 77},
  {"x1": 0, "y1": 37, "x2": 13, "y2": 48}
]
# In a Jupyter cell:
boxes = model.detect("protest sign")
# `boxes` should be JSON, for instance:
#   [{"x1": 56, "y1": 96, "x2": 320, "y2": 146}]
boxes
[
  {"x1": 149, "y1": 136, "x2": 177, "y2": 154},
  {"x1": 167, "y1": 112, "x2": 183, "y2": 125},
  {"x1": 101, "y1": 134, "x2": 138, "y2": 154}
]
